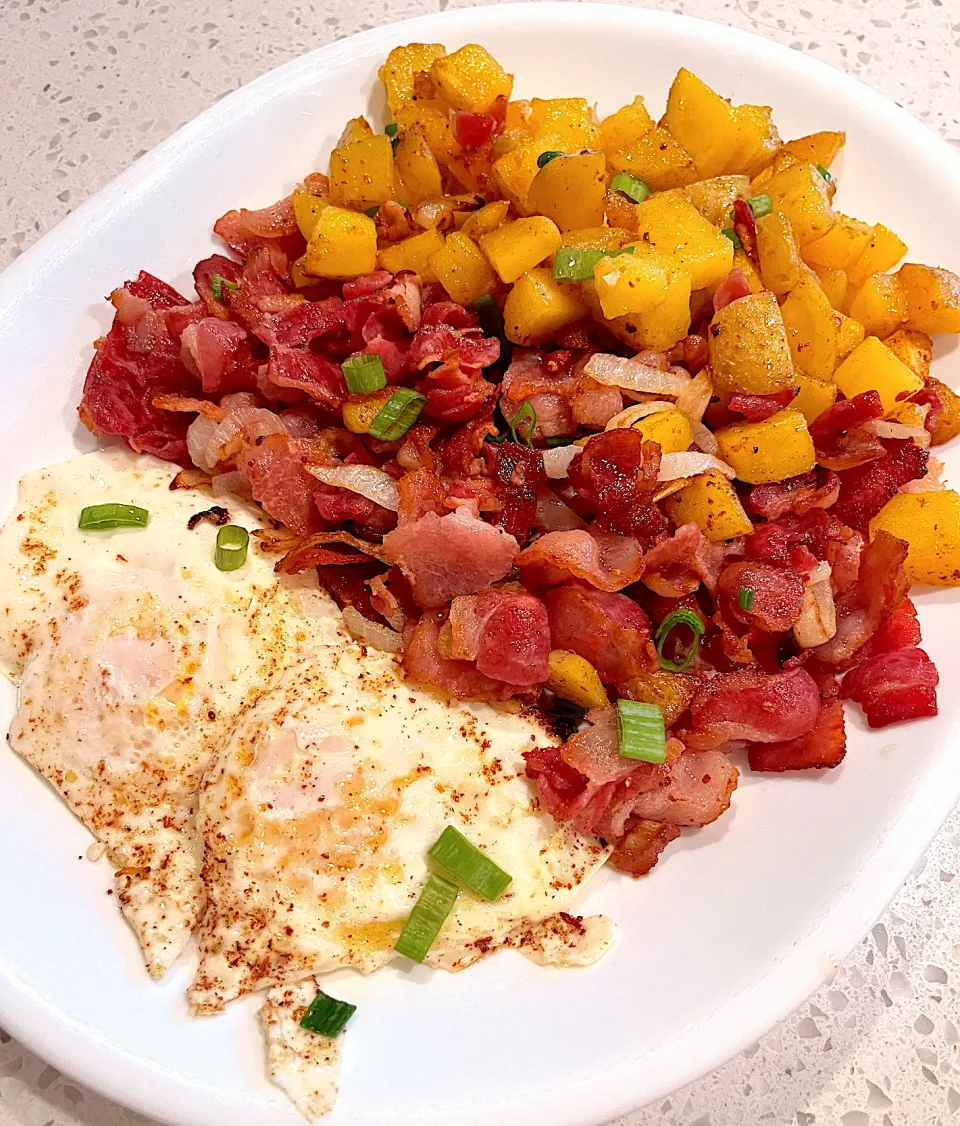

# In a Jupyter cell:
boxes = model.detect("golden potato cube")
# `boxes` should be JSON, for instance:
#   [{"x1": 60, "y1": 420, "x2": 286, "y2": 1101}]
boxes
[
  {"x1": 634, "y1": 189, "x2": 734, "y2": 290},
  {"x1": 395, "y1": 102, "x2": 455, "y2": 163},
  {"x1": 328, "y1": 134, "x2": 396, "y2": 210},
  {"x1": 480, "y1": 216, "x2": 562, "y2": 284},
  {"x1": 460, "y1": 200, "x2": 510, "y2": 240},
  {"x1": 631, "y1": 409, "x2": 693, "y2": 453},
  {"x1": 756, "y1": 211, "x2": 803, "y2": 296},
  {"x1": 684, "y1": 175, "x2": 751, "y2": 227},
  {"x1": 763, "y1": 162, "x2": 836, "y2": 245},
  {"x1": 846, "y1": 224, "x2": 908, "y2": 288},
  {"x1": 429, "y1": 232, "x2": 496, "y2": 305},
  {"x1": 582, "y1": 251, "x2": 692, "y2": 354},
  {"x1": 779, "y1": 273, "x2": 839, "y2": 382},
  {"x1": 337, "y1": 116, "x2": 374, "y2": 147},
  {"x1": 526, "y1": 151, "x2": 608, "y2": 232},
  {"x1": 835, "y1": 313, "x2": 866, "y2": 361},
  {"x1": 618, "y1": 670, "x2": 695, "y2": 727},
  {"x1": 663, "y1": 469, "x2": 753, "y2": 542},
  {"x1": 811, "y1": 264, "x2": 848, "y2": 310},
  {"x1": 546, "y1": 649, "x2": 608, "y2": 710},
  {"x1": 593, "y1": 241, "x2": 689, "y2": 320},
  {"x1": 732, "y1": 248, "x2": 765, "y2": 294},
  {"x1": 607, "y1": 126, "x2": 699, "y2": 191},
  {"x1": 378, "y1": 228, "x2": 446, "y2": 282},
  {"x1": 898, "y1": 264, "x2": 960, "y2": 334},
  {"x1": 305, "y1": 206, "x2": 378, "y2": 279},
  {"x1": 291, "y1": 187, "x2": 328, "y2": 240},
  {"x1": 503, "y1": 268, "x2": 587, "y2": 346},
  {"x1": 393, "y1": 123, "x2": 443, "y2": 205},
  {"x1": 430, "y1": 43, "x2": 513, "y2": 112},
  {"x1": 709, "y1": 290, "x2": 796, "y2": 394},
  {"x1": 379, "y1": 43, "x2": 447, "y2": 116},
  {"x1": 870, "y1": 491, "x2": 960, "y2": 586},
  {"x1": 725, "y1": 104, "x2": 781, "y2": 177},
  {"x1": 833, "y1": 336, "x2": 924, "y2": 412},
  {"x1": 925, "y1": 376, "x2": 960, "y2": 445},
  {"x1": 780, "y1": 131, "x2": 845, "y2": 170},
  {"x1": 563, "y1": 226, "x2": 631, "y2": 251},
  {"x1": 715, "y1": 409, "x2": 816, "y2": 484},
  {"x1": 493, "y1": 132, "x2": 564, "y2": 214},
  {"x1": 600, "y1": 96, "x2": 655, "y2": 158},
  {"x1": 802, "y1": 213, "x2": 873, "y2": 271},
  {"x1": 792, "y1": 373, "x2": 838, "y2": 424},
  {"x1": 847, "y1": 273, "x2": 908, "y2": 339},
  {"x1": 528, "y1": 97, "x2": 601, "y2": 150},
  {"x1": 883, "y1": 328, "x2": 933, "y2": 379},
  {"x1": 665, "y1": 68, "x2": 740, "y2": 179},
  {"x1": 749, "y1": 151, "x2": 801, "y2": 192}
]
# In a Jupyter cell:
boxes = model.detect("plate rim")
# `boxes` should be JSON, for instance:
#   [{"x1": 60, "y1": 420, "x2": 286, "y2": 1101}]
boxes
[{"x1": 2, "y1": 5, "x2": 960, "y2": 1125}]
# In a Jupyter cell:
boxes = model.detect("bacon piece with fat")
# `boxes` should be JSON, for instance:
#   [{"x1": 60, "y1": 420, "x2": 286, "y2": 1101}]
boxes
[
  {"x1": 641, "y1": 523, "x2": 725, "y2": 597},
  {"x1": 712, "y1": 267, "x2": 752, "y2": 312},
  {"x1": 748, "y1": 699, "x2": 846, "y2": 771},
  {"x1": 397, "y1": 469, "x2": 448, "y2": 523},
  {"x1": 626, "y1": 750, "x2": 739, "y2": 827},
  {"x1": 745, "y1": 470, "x2": 840, "y2": 519},
  {"x1": 180, "y1": 318, "x2": 252, "y2": 394},
  {"x1": 809, "y1": 391, "x2": 886, "y2": 471},
  {"x1": 236, "y1": 433, "x2": 325, "y2": 536},
  {"x1": 193, "y1": 254, "x2": 245, "y2": 319},
  {"x1": 842, "y1": 647, "x2": 939, "y2": 728},
  {"x1": 265, "y1": 346, "x2": 347, "y2": 411},
  {"x1": 517, "y1": 528, "x2": 643, "y2": 591},
  {"x1": 546, "y1": 582, "x2": 657, "y2": 685},
  {"x1": 485, "y1": 441, "x2": 544, "y2": 543},
  {"x1": 732, "y1": 199, "x2": 758, "y2": 263},
  {"x1": 717, "y1": 560, "x2": 806, "y2": 631},
  {"x1": 856, "y1": 598, "x2": 921, "y2": 661},
  {"x1": 273, "y1": 530, "x2": 388, "y2": 573},
  {"x1": 830, "y1": 438, "x2": 928, "y2": 532},
  {"x1": 683, "y1": 667, "x2": 821, "y2": 750},
  {"x1": 729, "y1": 388, "x2": 797, "y2": 422},
  {"x1": 448, "y1": 590, "x2": 550, "y2": 685},
  {"x1": 213, "y1": 195, "x2": 303, "y2": 259},
  {"x1": 609, "y1": 820, "x2": 681, "y2": 877},
  {"x1": 403, "y1": 611, "x2": 520, "y2": 702}
]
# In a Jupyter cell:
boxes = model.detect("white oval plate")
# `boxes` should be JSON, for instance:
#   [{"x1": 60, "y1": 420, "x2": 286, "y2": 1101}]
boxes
[{"x1": 1, "y1": 5, "x2": 959, "y2": 1125}]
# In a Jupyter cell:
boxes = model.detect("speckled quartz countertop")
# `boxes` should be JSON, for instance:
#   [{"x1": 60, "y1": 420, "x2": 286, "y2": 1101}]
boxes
[{"x1": 1, "y1": 1, "x2": 960, "y2": 1124}]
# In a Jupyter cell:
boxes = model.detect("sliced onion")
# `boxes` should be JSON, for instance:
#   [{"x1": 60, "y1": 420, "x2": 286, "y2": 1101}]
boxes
[
  {"x1": 900, "y1": 456, "x2": 945, "y2": 494},
  {"x1": 862, "y1": 419, "x2": 932, "y2": 448},
  {"x1": 794, "y1": 562, "x2": 837, "y2": 648},
  {"x1": 341, "y1": 606, "x2": 403, "y2": 653},
  {"x1": 211, "y1": 471, "x2": 253, "y2": 500},
  {"x1": 541, "y1": 444, "x2": 582, "y2": 479},
  {"x1": 170, "y1": 466, "x2": 213, "y2": 490},
  {"x1": 585, "y1": 353, "x2": 691, "y2": 397},
  {"x1": 308, "y1": 465, "x2": 400, "y2": 512},
  {"x1": 658, "y1": 452, "x2": 736, "y2": 482},
  {"x1": 675, "y1": 368, "x2": 713, "y2": 423},
  {"x1": 535, "y1": 487, "x2": 587, "y2": 532},
  {"x1": 604, "y1": 400, "x2": 679, "y2": 431},
  {"x1": 689, "y1": 420, "x2": 719, "y2": 455}
]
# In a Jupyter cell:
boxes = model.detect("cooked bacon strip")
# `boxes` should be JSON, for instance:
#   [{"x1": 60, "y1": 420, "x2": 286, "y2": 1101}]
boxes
[
  {"x1": 748, "y1": 699, "x2": 846, "y2": 771},
  {"x1": 193, "y1": 254, "x2": 245, "y2": 319},
  {"x1": 831, "y1": 438, "x2": 928, "y2": 532},
  {"x1": 516, "y1": 528, "x2": 643, "y2": 591},
  {"x1": 842, "y1": 647, "x2": 939, "y2": 728},
  {"x1": 712, "y1": 267, "x2": 752, "y2": 312},
  {"x1": 855, "y1": 598, "x2": 921, "y2": 661},
  {"x1": 809, "y1": 391, "x2": 887, "y2": 471},
  {"x1": 487, "y1": 441, "x2": 544, "y2": 543},
  {"x1": 265, "y1": 345, "x2": 348, "y2": 411},
  {"x1": 641, "y1": 523, "x2": 725, "y2": 597},
  {"x1": 448, "y1": 590, "x2": 550, "y2": 685},
  {"x1": 729, "y1": 388, "x2": 797, "y2": 422},
  {"x1": 732, "y1": 199, "x2": 759, "y2": 263},
  {"x1": 546, "y1": 583, "x2": 657, "y2": 685},
  {"x1": 397, "y1": 469, "x2": 448, "y2": 523},
  {"x1": 180, "y1": 318, "x2": 252, "y2": 394},
  {"x1": 560, "y1": 705, "x2": 638, "y2": 786},
  {"x1": 717, "y1": 560, "x2": 806, "y2": 632},
  {"x1": 236, "y1": 432, "x2": 325, "y2": 535},
  {"x1": 272, "y1": 530, "x2": 388, "y2": 574},
  {"x1": 609, "y1": 820, "x2": 681, "y2": 877},
  {"x1": 402, "y1": 611, "x2": 521, "y2": 702},
  {"x1": 153, "y1": 394, "x2": 226, "y2": 422},
  {"x1": 684, "y1": 667, "x2": 821, "y2": 749},
  {"x1": 745, "y1": 470, "x2": 840, "y2": 520},
  {"x1": 627, "y1": 750, "x2": 739, "y2": 826},
  {"x1": 213, "y1": 196, "x2": 302, "y2": 258}
]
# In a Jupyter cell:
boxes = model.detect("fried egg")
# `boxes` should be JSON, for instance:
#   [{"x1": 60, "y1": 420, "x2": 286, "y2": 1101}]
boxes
[
  {"x1": 190, "y1": 644, "x2": 613, "y2": 1014},
  {"x1": 0, "y1": 447, "x2": 340, "y2": 976}
]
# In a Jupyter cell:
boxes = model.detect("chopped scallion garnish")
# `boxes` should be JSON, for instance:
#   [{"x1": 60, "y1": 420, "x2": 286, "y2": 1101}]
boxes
[
  {"x1": 508, "y1": 400, "x2": 537, "y2": 447},
  {"x1": 394, "y1": 873, "x2": 459, "y2": 963},
  {"x1": 368, "y1": 387, "x2": 426, "y2": 441},
  {"x1": 721, "y1": 228, "x2": 743, "y2": 249},
  {"x1": 617, "y1": 699, "x2": 667, "y2": 764},
  {"x1": 655, "y1": 607, "x2": 705, "y2": 673},
  {"x1": 384, "y1": 122, "x2": 399, "y2": 136},
  {"x1": 428, "y1": 826, "x2": 512, "y2": 901},
  {"x1": 341, "y1": 353, "x2": 387, "y2": 394},
  {"x1": 364, "y1": 205, "x2": 380, "y2": 217},
  {"x1": 552, "y1": 244, "x2": 635, "y2": 282},
  {"x1": 78, "y1": 503, "x2": 149, "y2": 531},
  {"x1": 610, "y1": 172, "x2": 651, "y2": 203},
  {"x1": 299, "y1": 991, "x2": 357, "y2": 1037},
  {"x1": 210, "y1": 274, "x2": 239, "y2": 303},
  {"x1": 215, "y1": 525, "x2": 249, "y2": 571},
  {"x1": 816, "y1": 164, "x2": 832, "y2": 181},
  {"x1": 746, "y1": 193, "x2": 773, "y2": 219},
  {"x1": 537, "y1": 150, "x2": 565, "y2": 168},
  {"x1": 738, "y1": 586, "x2": 755, "y2": 611}
]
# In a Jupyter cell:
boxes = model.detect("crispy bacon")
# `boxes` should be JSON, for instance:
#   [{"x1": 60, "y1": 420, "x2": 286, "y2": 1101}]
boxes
[
  {"x1": 830, "y1": 438, "x2": 929, "y2": 532},
  {"x1": 609, "y1": 820, "x2": 681, "y2": 877},
  {"x1": 397, "y1": 468, "x2": 447, "y2": 523},
  {"x1": 236, "y1": 433, "x2": 324, "y2": 535},
  {"x1": 732, "y1": 198, "x2": 758, "y2": 262},
  {"x1": 546, "y1": 582, "x2": 657, "y2": 685},
  {"x1": 684, "y1": 667, "x2": 821, "y2": 749},
  {"x1": 567, "y1": 429, "x2": 667, "y2": 545},
  {"x1": 717, "y1": 560, "x2": 806, "y2": 631},
  {"x1": 213, "y1": 195, "x2": 303, "y2": 259},
  {"x1": 180, "y1": 318, "x2": 252, "y2": 394},
  {"x1": 626, "y1": 750, "x2": 739, "y2": 827},
  {"x1": 264, "y1": 346, "x2": 347, "y2": 411},
  {"x1": 810, "y1": 391, "x2": 886, "y2": 471},
  {"x1": 748, "y1": 699, "x2": 846, "y2": 771},
  {"x1": 516, "y1": 528, "x2": 643, "y2": 591},
  {"x1": 712, "y1": 268, "x2": 752, "y2": 312},
  {"x1": 842, "y1": 646, "x2": 939, "y2": 728},
  {"x1": 729, "y1": 388, "x2": 797, "y2": 422},
  {"x1": 273, "y1": 529, "x2": 388, "y2": 573},
  {"x1": 641, "y1": 523, "x2": 725, "y2": 597},
  {"x1": 448, "y1": 590, "x2": 550, "y2": 685},
  {"x1": 682, "y1": 334, "x2": 709, "y2": 375},
  {"x1": 193, "y1": 254, "x2": 245, "y2": 318},
  {"x1": 746, "y1": 470, "x2": 840, "y2": 520},
  {"x1": 486, "y1": 441, "x2": 544, "y2": 543},
  {"x1": 856, "y1": 598, "x2": 920, "y2": 661},
  {"x1": 402, "y1": 610, "x2": 519, "y2": 701},
  {"x1": 269, "y1": 297, "x2": 345, "y2": 347}
]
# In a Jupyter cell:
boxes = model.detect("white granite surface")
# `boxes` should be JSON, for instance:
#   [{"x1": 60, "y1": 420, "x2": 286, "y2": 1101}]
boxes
[{"x1": 1, "y1": 0, "x2": 960, "y2": 1124}]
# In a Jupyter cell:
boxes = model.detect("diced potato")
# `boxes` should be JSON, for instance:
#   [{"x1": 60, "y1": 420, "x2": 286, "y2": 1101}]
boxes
[
  {"x1": 665, "y1": 68, "x2": 740, "y2": 179},
  {"x1": 883, "y1": 328, "x2": 933, "y2": 379},
  {"x1": 460, "y1": 200, "x2": 510, "y2": 240},
  {"x1": 886, "y1": 400, "x2": 928, "y2": 427},
  {"x1": 756, "y1": 211, "x2": 803, "y2": 296},
  {"x1": 428, "y1": 232, "x2": 496, "y2": 305},
  {"x1": 379, "y1": 43, "x2": 447, "y2": 116},
  {"x1": 480, "y1": 216, "x2": 562, "y2": 284},
  {"x1": 898, "y1": 264, "x2": 960, "y2": 334},
  {"x1": 748, "y1": 150, "x2": 801, "y2": 192},
  {"x1": 709, "y1": 290, "x2": 796, "y2": 394},
  {"x1": 607, "y1": 126, "x2": 699, "y2": 191},
  {"x1": 925, "y1": 376, "x2": 960, "y2": 445},
  {"x1": 599, "y1": 96, "x2": 654, "y2": 158},
  {"x1": 634, "y1": 189, "x2": 734, "y2": 290},
  {"x1": 835, "y1": 313, "x2": 866, "y2": 361},
  {"x1": 846, "y1": 223, "x2": 908, "y2": 288},
  {"x1": 528, "y1": 97, "x2": 601, "y2": 150},
  {"x1": 546, "y1": 649, "x2": 608, "y2": 710},
  {"x1": 392, "y1": 123, "x2": 443, "y2": 206},
  {"x1": 619, "y1": 670, "x2": 695, "y2": 726},
  {"x1": 763, "y1": 162, "x2": 836, "y2": 245},
  {"x1": 683, "y1": 175, "x2": 751, "y2": 227},
  {"x1": 378, "y1": 228, "x2": 446, "y2": 282},
  {"x1": 603, "y1": 189, "x2": 640, "y2": 233},
  {"x1": 493, "y1": 131, "x2": 564, "y2": 213},
  {"x1": 663, "y1": 469, "x2": 753, "y2": 542},
  {"x1": 793, "y1": 373, "x2": 838, "y2": 424},
  {"x1": 292, "y1": 187, "x2": 328, "y2": 240},
  {"x1": 811, "y1": 264, "x2": 848, "y2": 310},
  {"x1": 328, "y1": 134, "x2": 396, "y2": 210},
  {"x1": 527, "y1": 151, "x2": 608, "y2": 232},
  {"x1": 563, "y1": 226, "x2": 631, "y2": 251},
  {"x1": 503, "y1": 268, "x2": 587, "y2": 346},
  {"x1": 582, "y1": 258, "x2": 692, "y2": 353},
  {"x1": 629, "y1": 409, "x2": 693, "y2": 453},
  {"x1": 847, "y1": 273, "x2": 908, "y2": 339},
  {"x1": 725, "y1": 104, "x2": 781, "y2": 177},
  {"x1": 337, "y1": 117, "x2": 374, "y2": 147},
  {"x1": 715, "y1": 409, "x2": 816, "y2": 484},
  {"x1": 780, "y1": 130, "x2": 845, "y2": 169},
  {"x1": 732, "y1": 248, "x2": 765, "y2": 293},
  {"x1": 395, "y1": 102, "x2": 455, "y2": 163},
  {"x1": 593, "y1": 241, "x2": 690, "y2": 321},
  {"x1": 304, "y1": 206, "x2": 378, "y2": 279},
  {"x1": 833, "y1": 336, "x2": 924, "y2": 412},
  {"x1": 343, "y1": 389, "x2": 394, "y2": 434},
  {"x1": 870, "y1": 491, "x2": 960, "y2": 586},
  {"x1": 802, "y1": 213, "x2": 873, "y2": 270},
  {"x1": 780, "y1": 274, "x2": 838, "y2": 382},
  {"x1": 504, "y1": 99, "x2": 534, "y2": 134},
  {"x1": 430, "y1": 43, "x2": 513, "y2": 112}
]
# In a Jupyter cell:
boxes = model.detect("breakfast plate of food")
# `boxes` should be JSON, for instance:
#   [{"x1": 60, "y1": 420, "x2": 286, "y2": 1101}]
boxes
[{"x1": 1, "y1": 4, "x2": 959, "y2": 1125}]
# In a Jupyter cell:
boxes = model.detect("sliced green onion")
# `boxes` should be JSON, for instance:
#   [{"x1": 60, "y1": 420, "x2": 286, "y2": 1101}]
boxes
[
  {"x1": 384, "y1": 122, "x2": 399, "y2": 137},
  {"x1": 368, "y1": 388, "x2": 426, "y2": 441},
  {"x1": 341, "y1": 353, "x2": 387, "y2": 394},
  {"x1": 215, "y1": 525, "x2": 249, "y2": 571},
  {"x1": 610, "y1": 172, "x2": 651, "y2": 203},
  {"x1": 738, "y1": 586, "x2": 755, "y2": 611},
  {"x1": 364, "y1": 205, "x2": 380, "y2": 217},
  {"x1": 299, "y1": 991, "x2": 356, "y2": 1037},
  {"x1": 537, "y1": 150, "x2": 565, "y2": 169},
  {"x1": 746, "y1": 193, "x2": 773, "y2": 219},
  {"x1": 508, "y1": 400, "x2": 537, "y2": 447},
  {"x1": 721, "y1": 228, "x2": 743, "y2": 250},
  {"x1": 655, "y1": 607, "x2": 705, "y2": 673},
  {"x1": 394, "y1": 873, "x2": 459, "y2": 963},
  {"x1": 816, "y1": 164, "x2": 832, "y2": 181},
  {"x1": 428, "y1": 826, "x2": 512, "y2": 901},
  {"x1": 210, "y1": 274, "x2": 238, "y2": 303},
  {"x1": 617, "y1": 699, "x2": 667, "y2": 764},
  {"x1": 78, "y1": 503, "x2": 149, "y2": 531},
  {"x1": 552, "y1": 244, "x2": 635, "y2": 282},
  {"x1": 544, "y1": 435, "x2": 576, "y2": 447}
]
